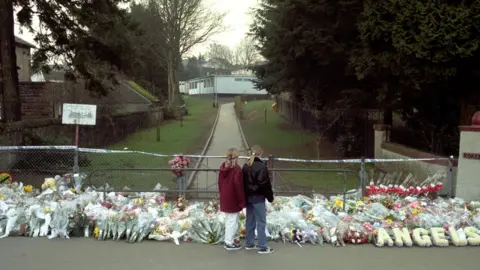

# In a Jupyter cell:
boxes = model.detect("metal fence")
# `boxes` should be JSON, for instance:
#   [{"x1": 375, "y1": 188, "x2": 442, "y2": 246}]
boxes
[{"x1": 0, "y1": 146, "x2": 457, "y2": 199}]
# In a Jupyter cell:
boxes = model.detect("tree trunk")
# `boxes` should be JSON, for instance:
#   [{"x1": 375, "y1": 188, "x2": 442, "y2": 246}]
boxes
[
  {"x1": 383, "y1": 108, "x2": 392, "y2": 126},
  {"x1": 166, "y1": 50, "x2": 181, "y2": 116},
  {"x1": 0, "y1": 0, "x2": 21, "y2": 122}
]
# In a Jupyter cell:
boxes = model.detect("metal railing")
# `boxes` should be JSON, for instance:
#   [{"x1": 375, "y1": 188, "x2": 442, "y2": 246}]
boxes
[{"x1": 0, "y1": 146, "x2": 457, "y2": 199}]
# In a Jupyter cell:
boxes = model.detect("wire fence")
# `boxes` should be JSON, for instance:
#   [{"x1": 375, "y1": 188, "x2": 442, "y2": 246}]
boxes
[{"x1": 0, "y1": 146, "x2": 457, "y2": 199}]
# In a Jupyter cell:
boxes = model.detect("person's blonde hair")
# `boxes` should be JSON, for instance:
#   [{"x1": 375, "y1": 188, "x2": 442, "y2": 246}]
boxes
[
  {"x1": 226, "y1": 148, "x2": 239, "y2": 168},
  {"x1": 248, "y1": 145, "x2": 263, "y2": 166}
]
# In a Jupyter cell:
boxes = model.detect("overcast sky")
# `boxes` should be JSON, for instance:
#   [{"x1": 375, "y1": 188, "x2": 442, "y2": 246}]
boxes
[{"x1": 14, "y1": 0, "x2": 259, "y2": 57}]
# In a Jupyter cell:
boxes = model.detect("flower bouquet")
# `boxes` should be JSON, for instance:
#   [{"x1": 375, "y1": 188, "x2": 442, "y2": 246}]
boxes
[
  {"x1": 149, "y1": 217, "x2": 171, "y2": 241},
  {"x1": 204, "y1": 199, "x2": 219, "y2": 215},
  {"x1": 188, "y1": 213, "x2": 225, "y2": 244},
  {"x1": 127, "y1": 211, "x2": 153, "y2": 243},
  {"x1": 175, "y1": 195, "x2": 188, "y2": 212},
  {"x1": 149, "y1": 217, "x2": 189, "y2": 245},
  {"x1": 168, "y1": 154, "x2": 190, "y2": 177},
  {"x1": 48, "y1": 204, "x2": 73, "y2": 239},
  {"x1": 124, "y1": 210, "x2": 138, "y2": 241},
  {"x1": 0, "y1": 206, "x2": 26, "y2": 238},
  {"x1": 266, "y1": 212, "x2": 288, "y2": 241},
  {"x1": 68, "y1": 209, "x2": 88, "y2": 237}
]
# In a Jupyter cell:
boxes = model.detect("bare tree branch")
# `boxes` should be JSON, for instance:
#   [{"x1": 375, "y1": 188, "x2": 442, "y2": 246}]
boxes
[
  {"x1": 143, "y1": 0, "x2": 226, "y2": 108},
  {"x1": 234, "y1": 37, "x2": 260, "y2": 68},
  {"x1": 206, "y1": 43, "x2": 234, "y2": 69}
]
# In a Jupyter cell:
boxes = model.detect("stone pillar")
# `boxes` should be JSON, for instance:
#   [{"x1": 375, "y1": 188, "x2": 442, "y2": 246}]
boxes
[
  {"x1": 456, "y1": 112, "x2": 480, "y2": 200},
  {"x1": 373, "y1": 124, "x2": 391, "y2": 159}
]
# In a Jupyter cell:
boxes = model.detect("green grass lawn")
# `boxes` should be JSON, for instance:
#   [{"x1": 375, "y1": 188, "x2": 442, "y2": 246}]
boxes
[
  {"x1": 240, "y1": 100, "x2": 360, "y2": 194},
  {"x1": 83, "y1": 96, "x2": 217, "y2": 190}
]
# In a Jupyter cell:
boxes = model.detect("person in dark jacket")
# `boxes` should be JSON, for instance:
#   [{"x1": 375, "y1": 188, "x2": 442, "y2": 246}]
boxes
[
  {"x1": 218, "y1": 148, "x2": 246, "y2": 251},
  {"x1": 242, "y1": 145, "x2": 275, "y2": 254}
]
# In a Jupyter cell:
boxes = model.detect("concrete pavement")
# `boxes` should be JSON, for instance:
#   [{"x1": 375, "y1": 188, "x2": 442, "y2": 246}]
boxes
[
  {"x1": 192, "y1": 103, "x2": 246, "y2": 198},
  {"x1": 1, "y1": 238, "x2": 478, "y2": 270}
]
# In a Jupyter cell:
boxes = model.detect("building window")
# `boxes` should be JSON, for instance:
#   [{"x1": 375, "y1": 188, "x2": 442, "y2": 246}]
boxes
[
  {"x1": 234, "y1": 78, "x2": 243, "y2": 82},
  {"x1": 243, "y1": 78, "x2": 251, "y2": 82},
  {"x1": 211, "y1": 78, "x2": 215, "y2": 87}
]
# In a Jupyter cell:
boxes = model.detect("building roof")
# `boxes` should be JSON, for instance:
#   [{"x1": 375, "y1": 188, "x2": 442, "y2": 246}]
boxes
[
  {"x1": 15, "y1": 36, "x2": 36, "y2": 48},
  {"x1": 186, "y1": 74, "x2": 256, "y2": 82}
]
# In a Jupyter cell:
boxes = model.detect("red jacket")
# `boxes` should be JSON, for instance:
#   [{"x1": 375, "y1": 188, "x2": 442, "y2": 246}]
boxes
[{"x1": 218, "y1": 162, "x2": 246, "y2": 213}]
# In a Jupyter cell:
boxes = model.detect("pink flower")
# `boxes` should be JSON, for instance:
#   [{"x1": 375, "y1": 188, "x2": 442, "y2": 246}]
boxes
[
  {"x1": 362, "y1": 223, "x2": 373, "y2": 232},
  {"x1": 174, "y1": 157, "x2": 181, "y2": 162},
  {"x1": 156, "y1": 196, "x2": 165, "y2": 204},
  {"x1": 168, "y1": 160, "x2": 174, "y2": 165},
  {"x1": 408, "y1": 202, "x2": 419, "y2": 209},
  {"x1": 182, "y1": 160, "x2": 188, "y2": 165},
  {"x1": 393, "y1": 202, "x2": 402, "y2": 210}
]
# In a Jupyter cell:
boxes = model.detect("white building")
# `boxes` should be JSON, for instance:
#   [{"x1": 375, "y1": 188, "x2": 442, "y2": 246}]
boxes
[
  {"x1": 185, "y1": 74, "x2": 267, "y2": 96},
  {"x1": 179, "y1": 81, "x2": 187, "y2": 94}
]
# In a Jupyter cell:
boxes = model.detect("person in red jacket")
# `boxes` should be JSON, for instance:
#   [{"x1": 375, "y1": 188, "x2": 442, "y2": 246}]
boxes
[{"x1": 218, "y1": 148, "x2": 246, "y2": 251}]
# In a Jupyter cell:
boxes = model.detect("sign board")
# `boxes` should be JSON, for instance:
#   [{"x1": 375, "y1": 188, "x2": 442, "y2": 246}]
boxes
[
  {"x1": 62, "y1": 103, "x2": 97, "y2": 126},
  {"x1": 463, "y1": 152, "x2": 480, "y2": 160}
]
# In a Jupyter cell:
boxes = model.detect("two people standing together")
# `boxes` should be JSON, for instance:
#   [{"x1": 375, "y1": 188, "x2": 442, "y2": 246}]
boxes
[{"x1": 218, "y1": 145, "x2": 275, "y2": 255}]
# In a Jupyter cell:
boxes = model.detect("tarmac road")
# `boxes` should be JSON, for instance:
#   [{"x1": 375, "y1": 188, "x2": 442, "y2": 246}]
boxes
[{"x1": 1, "y1": 237, "x2": 478, "y2": 270}]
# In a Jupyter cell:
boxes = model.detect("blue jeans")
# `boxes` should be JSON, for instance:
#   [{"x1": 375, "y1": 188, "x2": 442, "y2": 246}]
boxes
[{"x1": 245, "y1": 200, "x2": 268, "y2": 249}]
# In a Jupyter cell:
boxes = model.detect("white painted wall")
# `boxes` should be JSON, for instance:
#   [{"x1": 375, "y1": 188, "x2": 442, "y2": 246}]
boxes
[
  {"x1": 179, "y1": 81, "x2": 187, "y2": 93},
  {"x1": 456, "y1": 130, "x2": 480, "y2": 200},
  {"x1": 185, "y1": 75, "x2": 267, "y2": 95}
]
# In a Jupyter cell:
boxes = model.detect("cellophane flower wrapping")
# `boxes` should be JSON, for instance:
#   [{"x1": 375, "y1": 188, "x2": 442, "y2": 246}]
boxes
[{"x1": 188, "y1": 211, "x2": 225, "y2": 244}]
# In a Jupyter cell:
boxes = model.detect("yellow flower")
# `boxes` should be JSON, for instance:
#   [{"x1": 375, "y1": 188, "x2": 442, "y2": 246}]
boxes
[
  {"x1": 412, "y1": 209, "x2": 419, "y2": 215},
  {"x1": 386, "y1": 219, "x2": 393, "y2": 225},
  {"x1": 70, "y1": 188, "x2": 77, "y2": 194},
  {"x1": 334, "y1": 199, "x2": 343, "y2": 208},
  {"x1": 163, "y1": 202, "x2": 169, "y2": 207},
  {"x1": 44, "y1": 207, "x2": 52, "y2": 214},
  {"x1": 93, "y1": 227, "x2": 100, "y2": 238},
  {"x1": 24, "y1": 185, "x2": 33, "y2": 193}
]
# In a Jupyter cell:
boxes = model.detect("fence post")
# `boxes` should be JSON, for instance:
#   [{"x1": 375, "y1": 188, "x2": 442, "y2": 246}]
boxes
[
  {"x1": 73, "y1": 147, "x2": 79, "y2": 174},
  {"x1": 360, "y1": 157, "x2": 366, "y2": 197},
  {"x1": 269, "y1": 155, "x2": 275, "y2": 191},
  {"x1": 447, "y1": 155, "x2": 454, "y2": 198}
]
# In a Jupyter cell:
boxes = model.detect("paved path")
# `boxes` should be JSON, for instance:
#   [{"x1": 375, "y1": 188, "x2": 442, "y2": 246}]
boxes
[
  {"x1": 1, "y1": 238, "x2": 478, "y2": 270},
  {"x1": 192, "y1": 103, "x2": 246, "y2": 198}
]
